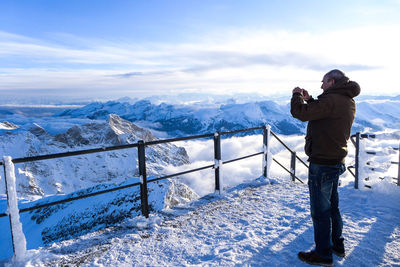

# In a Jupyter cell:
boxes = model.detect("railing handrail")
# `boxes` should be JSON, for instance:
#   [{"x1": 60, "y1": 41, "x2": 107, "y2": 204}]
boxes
[
  {"x1": 0, "y1": 125, "x2": 307, "y2": 219},
  {"x1": 0, "y1": 143, "x2": 139, "y2": 166}
]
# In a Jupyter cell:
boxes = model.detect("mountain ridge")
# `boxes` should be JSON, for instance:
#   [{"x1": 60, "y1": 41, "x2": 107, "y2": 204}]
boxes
[{"x1": 56, "y1": 98, "x2": 400, "y2": 136}]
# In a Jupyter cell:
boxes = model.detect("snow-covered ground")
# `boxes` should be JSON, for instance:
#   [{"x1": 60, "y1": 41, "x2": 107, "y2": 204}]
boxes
[{"x1": 10, "y1": 175, "x2": 400, "y2": 266}]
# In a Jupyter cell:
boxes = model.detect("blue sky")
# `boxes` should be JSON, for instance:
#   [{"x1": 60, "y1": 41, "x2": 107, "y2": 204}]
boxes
[{"x1": 1, "y1": 0, "x2": 400, "y2": 101}]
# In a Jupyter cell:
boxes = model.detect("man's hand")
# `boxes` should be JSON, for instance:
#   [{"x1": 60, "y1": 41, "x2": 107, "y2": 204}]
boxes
[
  {"x1": 302, "y1": 89, "x2": 311, "y2": 101},
  {"x1": 292, "y1": 87, "x2": 312, "y2": 101},
  {"x1": 292, "y1": 87, "x2": 303, "y2": 95}
]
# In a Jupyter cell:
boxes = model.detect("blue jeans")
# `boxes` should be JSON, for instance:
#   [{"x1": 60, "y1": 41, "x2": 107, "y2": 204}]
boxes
[{"x1": 308, "y1": 162, "x2": 345, "y2": 259}]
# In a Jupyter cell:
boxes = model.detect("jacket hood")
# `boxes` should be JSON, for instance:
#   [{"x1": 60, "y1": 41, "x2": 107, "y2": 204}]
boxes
[{"x1": 324, "y1": 77, "x2": 360, "y2": 98}]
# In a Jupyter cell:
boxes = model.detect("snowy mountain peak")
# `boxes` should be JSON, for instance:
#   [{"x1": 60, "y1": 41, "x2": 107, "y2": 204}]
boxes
[
  {"x1": 107, "y1": 114, "x2": 155, "y2": 142},
  {"x1": 29, "y1": 123, "x2": 53, "y2": 141},
  {"x1": 0, "y1": 121, "x2": 19, "y2": 130},
  {"x1": 51, "y1": 114, "x2": 157, "y2": 148}
]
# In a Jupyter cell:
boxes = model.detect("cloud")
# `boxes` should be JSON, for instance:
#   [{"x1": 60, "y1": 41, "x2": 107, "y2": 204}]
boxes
[
  {"x1": 179, "y1": 51, "x2": 378, "y2": 73},
  {"x1": 0, "y1": 28, "x2": 384, "y2": 71},
  {"x1": 161, "y1": 135, "x2": 308, "y2": 196},
  {"x1": 113, "y1": 72, "x2": 145, "y2": 78},
  {"x1": 0, "y1": 31, "x2": 163, "y2": 67},
  {"x1": 161, "y1": 131, "x2": 366, "y2": 197},
  {"x1": 0, "y1": 25, "x2": 399, "y2": 97},
  {"x1": 112, "y1": 50, "x2": 378, "y2": 80}
]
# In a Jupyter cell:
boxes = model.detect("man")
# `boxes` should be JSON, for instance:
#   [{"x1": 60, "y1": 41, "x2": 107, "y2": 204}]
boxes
[{"x1": 290, "y1": 69, "x2": 360, "y2": 266}]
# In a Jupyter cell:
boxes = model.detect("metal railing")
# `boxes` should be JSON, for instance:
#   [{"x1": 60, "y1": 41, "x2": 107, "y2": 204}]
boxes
[
  {"x1": 349, "y1": 132, "x2": 400, "y2": 189},
  {"x1": 0, "y1": 125, "x2": 307, "y2": 257}
]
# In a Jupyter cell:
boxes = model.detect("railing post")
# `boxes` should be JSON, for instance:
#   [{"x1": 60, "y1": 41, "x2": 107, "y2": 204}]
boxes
[
  {"x1": 290, "y1": 151, "x2": 296, "y2": 182},
  {"x1": 137, "y1": 140, "x2": 149, "y2": 218},
  {"x1": 3, "y1": 156, "x2": 27, "y2": 261},
  {"x1": 263, "y1": 125, "x2": 271, "y2": 178},
  {"x1": 397, "y1": 143, "x2": 400, "y2": 186},
  {"x1": 354, "y1": 132, "x2": 360, "y2": 189},
  {"x1": 3, "y1": 162, "x2": 16, "y2": 257},
  {"x1": 214, "y1": 132, "x2": 222, "y2": 194}
]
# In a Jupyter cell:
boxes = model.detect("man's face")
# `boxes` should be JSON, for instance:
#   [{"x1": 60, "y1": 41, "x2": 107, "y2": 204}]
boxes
[{"x1": 321, "y1": 75, "x2": 334, "y2": 91}]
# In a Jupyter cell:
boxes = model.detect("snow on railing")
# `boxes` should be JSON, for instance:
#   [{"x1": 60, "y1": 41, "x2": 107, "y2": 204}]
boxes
[
  {"x1": 351, "y1": 131, "x2": 400, "y2": 189},
  {"x1": 2, "y1": 156, "x2": 27, "y2": 262},
  {"x1": 262, "y1": 124, "x2": 272, "y2": 180},
  {"x1": 214, "y1": 132, "x2": 223, "y2": 195}
]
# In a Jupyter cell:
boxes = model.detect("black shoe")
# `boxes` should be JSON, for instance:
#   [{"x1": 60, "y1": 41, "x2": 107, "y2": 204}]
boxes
[
  {"x1": 332, "y1": 246, "x2": 345, "y2": 257},
  {"x1": 298, "y1": 250, "x2": 333, "y2": 266}
]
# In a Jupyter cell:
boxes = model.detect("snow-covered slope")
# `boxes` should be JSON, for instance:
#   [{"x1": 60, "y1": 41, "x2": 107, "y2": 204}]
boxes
[
  {"x1": 353, "y1": 100, "x2": 400, "y2": 132},
  {"x1": 0, "y1": 176, "x2": 199, "y2": 260}
]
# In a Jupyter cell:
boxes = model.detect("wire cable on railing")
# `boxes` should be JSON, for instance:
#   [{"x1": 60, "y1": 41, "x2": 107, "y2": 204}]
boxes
[
  {"x1": 347, "y1": 166, "x2": 356, "y2": 178},
  {"x1": 270, "y1": 131, "x2": 309, "y2": 169},
  {"x1": 223, "y1": 152, "x2": 264, "y2": 165},
  {"x1": 147, "y1": 164, "x2": 215, "y2": 183},
  {"x1": 145, "y1": 133, "x2": 214, "y2": 146},
  {"x1": 272, "y1": 158, "x2": 304, "y2": 184},
  {"x1": 219, "y1": 126, "x2": 264, "y2": 136}
]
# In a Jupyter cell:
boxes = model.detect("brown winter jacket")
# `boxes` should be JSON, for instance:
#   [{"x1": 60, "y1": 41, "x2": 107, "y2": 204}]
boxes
[{"x1": 290, "y1": 77, "x2": 361, "y2": 165}]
